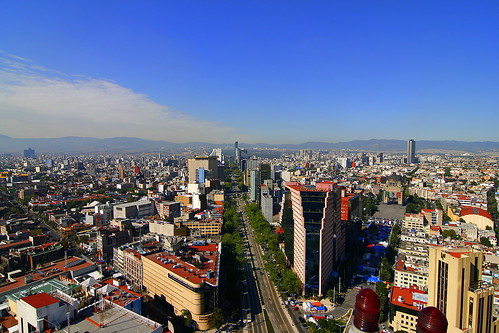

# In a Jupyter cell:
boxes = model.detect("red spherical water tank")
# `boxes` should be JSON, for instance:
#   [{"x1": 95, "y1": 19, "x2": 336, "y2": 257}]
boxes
[
  {"x1": 353, "y1": 289, "x2": 380, "y2": 332},
  {"x1": 416, "y1": 306, "x2": 448, "y2": 333}
]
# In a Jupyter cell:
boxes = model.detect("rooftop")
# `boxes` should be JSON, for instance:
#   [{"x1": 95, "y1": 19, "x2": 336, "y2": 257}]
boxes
[
  {"x1": 100, "y1": 278, "x2": 143, "y2": 307},
  {"x1": 0, "y1": 257, "x2": 95, "y2": 295},
  {"x1": 145, "y1": 243, "x2": 219, "y2": 286},
  {"x1": 460, "y1": 206, "x2": 493, "y2": 220},
  {"x1": 57, "y1": 302, "x2": 161, "y2": 333},
  {"x1": 286, "y1": 183, "x2": 329, "y2": 192},
  {"x1": 390, "y1": 286, "x2": 427, "y2": 311},
  {"x1": 6, "y1": 278, "x2": 74, "y2": 302},
  {"x1": 20, "y1": 292, "x2": 59, "y2": 309}
]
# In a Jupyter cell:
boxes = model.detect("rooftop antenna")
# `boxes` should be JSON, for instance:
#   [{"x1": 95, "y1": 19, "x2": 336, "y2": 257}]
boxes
[{"x1": 100, "y1": 291, "x2": 105, "y2": 328}]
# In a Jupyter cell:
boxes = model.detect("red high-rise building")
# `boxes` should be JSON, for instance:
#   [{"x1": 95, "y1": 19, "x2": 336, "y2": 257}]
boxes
[{"x1": 285, "y1": 181, "x2": 344, "y2": 295}]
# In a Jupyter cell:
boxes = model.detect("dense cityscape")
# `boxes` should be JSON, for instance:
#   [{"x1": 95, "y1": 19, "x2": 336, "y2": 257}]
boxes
[{"x1": 0, "y1": 140, "x2": 498, "y2": 333}]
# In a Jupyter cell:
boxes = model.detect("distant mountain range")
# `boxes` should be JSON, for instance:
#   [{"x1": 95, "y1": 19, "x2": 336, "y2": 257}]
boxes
[{"x1": 0, "y1": 134, "x2": 498, "y2": 154}]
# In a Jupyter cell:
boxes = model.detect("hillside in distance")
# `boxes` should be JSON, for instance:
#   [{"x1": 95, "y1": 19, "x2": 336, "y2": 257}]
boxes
[{"x1": 0, "y1": 135, "x2": 498, "y2": 154}]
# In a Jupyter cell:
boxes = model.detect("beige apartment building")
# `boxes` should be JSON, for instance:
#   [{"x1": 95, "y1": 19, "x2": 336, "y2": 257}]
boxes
[
  {"x1": 180, "y1": 220, "x2": 222, "y2": 236},
  {"x1": 389, "y1": 285, "x2": 427, "y2": 332},
  {"x1": 402, "y1": 213, "x2": 424, "y2": 230},
  {"x1": 187, "y1": 156, "x2": 219, "y2": 183},
  {"x1": 427, "y1": 245, "x2": 499, "y2": 333},
  {"x1": 394, "y1": 264, "x2": 428, "y2": 290},
  {"x1": 142, "y1": 243, "x2": 220, "y2": 330}
]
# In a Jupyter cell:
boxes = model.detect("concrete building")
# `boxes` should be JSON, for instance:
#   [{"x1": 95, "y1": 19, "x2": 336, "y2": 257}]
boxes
[
  {"x1": 180, "y1": 220, "x2": 222, "y2": 236},
  {"x1": 427, "y1": 245, "x2": 499, "y2": 333},
  {"x1": 340, "y1": 191, "x2": 361, "y2": 222},
  {"x1": 96, "y1": 227, "x2": 132, "y2": 259},
  {"x1": 187, "y1": 156, "x2": 219, "y2": 183},
  {"x1": 113, "y1": 200, "x2": 155, "y2": 220},
  {"x1": 260, "y1": 184, "x2": 274, "y2": 224},
  {"x1": 23, "y1": 148, "x2": 35, "y2": 159},
  {"x1": 285, "y1": 181, "x2": 343, "y2": 296},
  {"x1": 113, "y1": 239, "x2": 162, "y2": 290},
  {"x1": 149, "y1": 220, "x2": 176, "y2": 236},
  {"x1": 459, "y1": 206, "x2": 494, "y2": 230},
  {"x1": 260, "y1": 163, "x2": 272, "y2": 181},
  {"x1": 59, "y1": 301, "x2": 161, "y2": 333},
  {"x1": 17, "y1": 292, "x2": 77, "y2": 333},
  {"x1": 422, "y1": 209, "x2": 443, "y2": 226},
  {"x1": 337, "y1": 158, "x2": 351, "y2": 169},
  {"x1": 407, "y1": 139, "x2": 416, "y2": 164},
  {"x1": 249, "y1": 169, "x2": 260, "y2": 202},
  {"x1": 393, "y1": 260, "x2": 428, "y2": 290},
  {"x1": 382, "y1": 173, "x2": 405, "y2": 204},
  {"x1": 155, "y1": 201, "x2": 181, "y2": 219},
  {"x1": 389, "y1": 286, "x2": 428, "y2": 333},
  {"x1": 142, "y1": 242, "x2": 220, "y2": 330},
  {"x1": 402, "y1": 213, "x2": 425, "y2": 230}
]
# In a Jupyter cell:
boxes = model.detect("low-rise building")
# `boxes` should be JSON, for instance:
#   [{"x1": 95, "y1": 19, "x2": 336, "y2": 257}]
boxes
[
  {"x1": 389, "y1": 286, "x2": 427, "y2": 333},
  {"x1": 393, "y1": 260, "x2": 428, "y2": 290},
  {"x1": 113, "y1": 200, "x2": 155, "y2": 219},
  {"x1": 402, "y1": 213, "x2": 424, "y2": 230}
]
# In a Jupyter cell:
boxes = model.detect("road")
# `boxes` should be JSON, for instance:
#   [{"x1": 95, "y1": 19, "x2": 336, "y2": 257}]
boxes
[{"x1": 234, "y1": 195, "x2": 302, "y2": 333}]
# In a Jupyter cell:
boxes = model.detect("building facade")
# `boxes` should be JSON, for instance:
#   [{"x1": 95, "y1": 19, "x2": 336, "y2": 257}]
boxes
[
  {"x1": 407, "y1": 139, "x2": 416, "y2": 164},
  {"x1": 142, "y1": 243, "x2": 220, "y2": 330},
  {"x1": 427, "y1": 246, "x2": 498, "y2": 333},
  {"x1": 187, "y1": 156, "x2": 219, "y2": 183},
  {"x1": 113, "y1": 200, "x2": 155, "y2": 219},
  {"x1": 286, "y1": 181, "x2": 343, "y2": 296}
]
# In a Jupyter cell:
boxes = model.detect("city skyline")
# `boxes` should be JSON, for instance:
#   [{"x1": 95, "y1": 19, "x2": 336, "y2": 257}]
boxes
[{"x1": 1, "y1": 1, "x2": 499, "y2": 144}]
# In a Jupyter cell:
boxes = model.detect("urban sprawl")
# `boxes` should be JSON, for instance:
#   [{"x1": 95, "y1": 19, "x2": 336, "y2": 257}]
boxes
[{"x1": 0, "y1": 140, "x2": 498, "y2": 333}]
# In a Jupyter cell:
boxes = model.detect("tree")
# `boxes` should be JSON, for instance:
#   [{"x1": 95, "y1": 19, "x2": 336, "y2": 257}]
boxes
[
  {"x1": 375, "y1": 282, "x2": 389, "y2": 322},
  {"x1": 180, "y1": 309, "x2": 194, "y2": 329},
  {"x1": 208, "y1": 308, "x2": 225, "y2": 328},
  {"x1": 480, "y1": 237, "x2": 493, "y2": 247},
  {"x1": 442, "y1": 229, "x2": 460, "y2": 240},
  {"x1": 444, "y1": 167, "x2": 451, "y2": 178},
  {"x1": 326, "y1": 288, "x2": 336, "y2": 303},
  {"x1": 282, "y1": 269, "x2": 302, "y2": 295},
  {"x1": 380, "y1": 257, "x2": 394, "y2": 282}
]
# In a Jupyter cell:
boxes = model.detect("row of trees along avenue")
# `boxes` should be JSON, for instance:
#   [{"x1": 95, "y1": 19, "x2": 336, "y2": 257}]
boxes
[{"x1": 245, "y1": 202, "x2": 302, "y2": 296}]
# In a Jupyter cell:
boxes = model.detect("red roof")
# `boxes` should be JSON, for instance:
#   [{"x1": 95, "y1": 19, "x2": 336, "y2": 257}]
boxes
[
  {"x1": 390, "y1": 286, "x2": 427, "y2": 311},
  {"x1": 146, "y1": 243, "x2": 219, "y2": 286},
  {"x1": 0, "y1": 239, "x2": 32, "y2": 250},
  {"x1": 0, "y1": 314, "x2": 17, "y2": 329},
  {"x1": 21, "y1": 292, "x2": 59, "y2": 309},
  {"x1": 449, "y1": 251, "x2": 472, "y2": 258},
  {"x1": 460, "y1": 206, "x2": 492, "y2": 220}
]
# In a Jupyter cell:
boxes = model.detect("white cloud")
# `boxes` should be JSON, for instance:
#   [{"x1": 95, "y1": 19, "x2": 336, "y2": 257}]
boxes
[{"x1": 0, "y1": 52, "x2": 247, "y2": 143}]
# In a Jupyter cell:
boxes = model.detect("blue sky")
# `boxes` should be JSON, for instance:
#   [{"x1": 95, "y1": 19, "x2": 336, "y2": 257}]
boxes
[{"x1": 1, "y1": 1, "x2": 498, "y2": 144}]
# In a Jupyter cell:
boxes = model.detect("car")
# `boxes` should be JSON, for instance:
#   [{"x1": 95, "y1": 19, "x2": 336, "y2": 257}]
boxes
[{"x1": 292, "y1": 306, "x2": 299, "y2": 311}]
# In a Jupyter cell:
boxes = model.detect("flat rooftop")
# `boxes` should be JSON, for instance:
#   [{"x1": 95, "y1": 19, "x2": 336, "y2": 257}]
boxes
[
  {"x1": 6, "y1": 278, "x2": 74, "y2": 302},
  {"x1": 0, "y1": 257, "x2": 95, "y2": 295},
  {"x1": 58, "y1": 303, "x2": 161, "y2": 333}
]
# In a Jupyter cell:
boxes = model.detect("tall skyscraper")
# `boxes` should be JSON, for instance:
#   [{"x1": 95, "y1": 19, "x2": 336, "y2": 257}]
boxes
[
  {"x1": 285, "y1": 181, "x2": 344, "y2": 295},
  {"x1": 427, "y1": 246, "x2": 498, "y2": 333},
  {"x1": 235, "y1": 141, "x2": 241, "y2": 168},
  {"x1": 249, "y1": 169, "x2": 261, "y2": 202},
  {"x1": 407, "y1": 139, "x2": 416, "y2": 164},
  {"x1": 23, "y1": 148, "x2": 35, "y2": 158}
]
